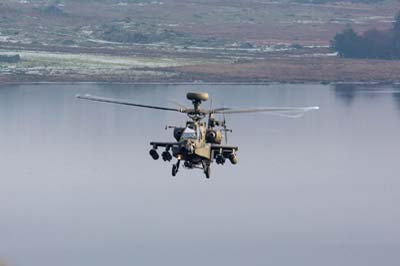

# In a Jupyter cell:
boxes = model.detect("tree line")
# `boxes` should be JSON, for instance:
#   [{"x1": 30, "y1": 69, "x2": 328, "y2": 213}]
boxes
[
  {"x1": 296, "y1": 0, "x2": 383, "y2": 3},
  {"x1": 331, "y1": 12, "x2": 400, "y2": 59}
]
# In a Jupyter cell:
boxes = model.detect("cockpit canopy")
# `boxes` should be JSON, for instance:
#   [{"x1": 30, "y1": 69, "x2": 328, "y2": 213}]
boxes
[{"x1": 181, "y1": 127, "x2": 197, "y2": 140}]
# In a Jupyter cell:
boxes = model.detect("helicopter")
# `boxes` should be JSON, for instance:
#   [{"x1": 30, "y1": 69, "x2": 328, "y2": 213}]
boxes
[{"x1": 77, "y1": 92, "x2": 319, "y2": 178}]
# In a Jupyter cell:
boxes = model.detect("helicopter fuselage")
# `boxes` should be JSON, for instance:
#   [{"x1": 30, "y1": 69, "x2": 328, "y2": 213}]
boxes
[{"x1": 150, "y1": 119, "x2": 239, "y2": 178}]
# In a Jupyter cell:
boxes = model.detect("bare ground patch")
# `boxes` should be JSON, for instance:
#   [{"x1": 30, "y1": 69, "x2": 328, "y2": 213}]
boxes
[{"x1": 170, "y1": 57, "x2": 400, "y2": 83}]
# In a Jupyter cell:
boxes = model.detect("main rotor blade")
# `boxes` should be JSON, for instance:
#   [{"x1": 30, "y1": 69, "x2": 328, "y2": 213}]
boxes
[
  {"x1": 76, "y1": 94, "x2": 185, "y2": 113},
  {"x1": 205, "y1": 107, "x2": 231, "y2": 114},
  {"x1": 168, "y1": 99, "x2": 188, "y2": 110},
  {"x1": 214, "y1": 106, "x2": 319, "y2": 114}
]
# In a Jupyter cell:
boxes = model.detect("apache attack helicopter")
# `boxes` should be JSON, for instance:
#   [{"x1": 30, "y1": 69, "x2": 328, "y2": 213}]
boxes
[{"x1": 77, "y1": 92, "x2": 319, "y2": 178}]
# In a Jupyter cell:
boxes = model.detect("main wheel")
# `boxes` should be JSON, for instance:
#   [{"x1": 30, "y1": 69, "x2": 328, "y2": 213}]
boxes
[
  {"x1": 172, "y1": 164, "x2": 177, "y2": 177},
  {"x1": 204, "y1": 165, "x2": 211, "y2": 179}
]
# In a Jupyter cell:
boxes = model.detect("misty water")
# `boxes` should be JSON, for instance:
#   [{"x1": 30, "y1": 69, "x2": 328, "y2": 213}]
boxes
[{"x1": 1, "y1": 83, "x2": 399, "y2": 266}]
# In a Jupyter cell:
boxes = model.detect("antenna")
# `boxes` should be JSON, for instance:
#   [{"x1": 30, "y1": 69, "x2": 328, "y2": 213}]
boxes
[{"x1": 223, "y1": 113, "x2": 228, "y2": 144}]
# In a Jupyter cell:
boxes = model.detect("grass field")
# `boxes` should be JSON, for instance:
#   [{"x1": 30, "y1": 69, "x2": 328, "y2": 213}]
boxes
[{"x1": 0, "y1": 0, "x2": 399, "y2": 82}]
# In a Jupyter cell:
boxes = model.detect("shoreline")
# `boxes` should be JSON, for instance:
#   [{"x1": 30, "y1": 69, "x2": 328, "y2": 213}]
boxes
[
  {"x1": 1, "y1": 80, "x2": 399, "y2": 86},
  {"x1": 2, "y1": 47, "x2": 400, "y2": 85}
]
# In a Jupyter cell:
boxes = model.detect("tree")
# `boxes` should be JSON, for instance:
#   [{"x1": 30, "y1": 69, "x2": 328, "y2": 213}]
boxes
[
  {"x1": 331, "y1": 11, "x2": 400, "y2": 59},
  {"x1": 393, "y1": 11, "x2": 400, "y2": 34},
  {"x1": 331, "y1": 28, "x2": 363, "y2": 58},
  {"x1": 392, "y1": 11, "x2": 400, "y2": 57},
  {"x1": 362, "y1": 29, "x2": 394, "y2": 59}
]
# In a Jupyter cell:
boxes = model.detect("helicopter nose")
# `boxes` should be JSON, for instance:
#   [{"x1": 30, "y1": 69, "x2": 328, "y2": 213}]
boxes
[{"x1": 183, "y1": 140, "x2": 194, "y2": 154}]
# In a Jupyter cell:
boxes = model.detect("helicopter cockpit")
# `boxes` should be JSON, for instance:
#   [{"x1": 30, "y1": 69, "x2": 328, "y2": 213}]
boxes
[
  {"x1": 181, "y1": 127, "x2": 197, "y2": 140},
  {"x1": 180, "y1": 121, "x2": 201, "y2": 141}
]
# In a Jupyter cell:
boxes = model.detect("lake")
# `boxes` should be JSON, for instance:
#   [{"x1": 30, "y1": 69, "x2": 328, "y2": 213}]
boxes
[{"x1": 0, "y1": 83, "x2": 399, "y2": 266}]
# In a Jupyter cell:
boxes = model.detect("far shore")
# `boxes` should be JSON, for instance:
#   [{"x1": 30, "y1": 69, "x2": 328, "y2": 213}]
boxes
[
  {"x1": 2, "y1": 47, "x2": 400, "y2": 85},
  {"x1": 1, "y1": 80, "x2": 399, "y2": 86}
]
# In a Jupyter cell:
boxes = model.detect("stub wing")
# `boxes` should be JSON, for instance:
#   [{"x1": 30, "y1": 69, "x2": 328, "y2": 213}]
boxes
[
  {"x1": 150, "y1": 141, "x2": 181, "y2": 148},
  {"x1": 210, "y1": 145, "x2": 238, "y2": 158}
]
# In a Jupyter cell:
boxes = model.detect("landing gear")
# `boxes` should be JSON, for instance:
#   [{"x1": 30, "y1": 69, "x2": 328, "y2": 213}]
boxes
[
  {"x1": 172, "y1": 165, "x2": 177, "y2": 176},
  {"x1": 202, "y1": 161, "x2": 211, "y2": 179},
  {"x1": 205, "y1": 165, "x2": 211, "y2": 179},
  {"x1": 172, "y1": 160, "x2": 180, "y2": 177}
]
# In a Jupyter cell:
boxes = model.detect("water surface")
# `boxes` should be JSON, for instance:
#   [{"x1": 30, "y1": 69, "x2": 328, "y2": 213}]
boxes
[{"x1": 0, "y1": 83, "x2": 399, "y2": 266}]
